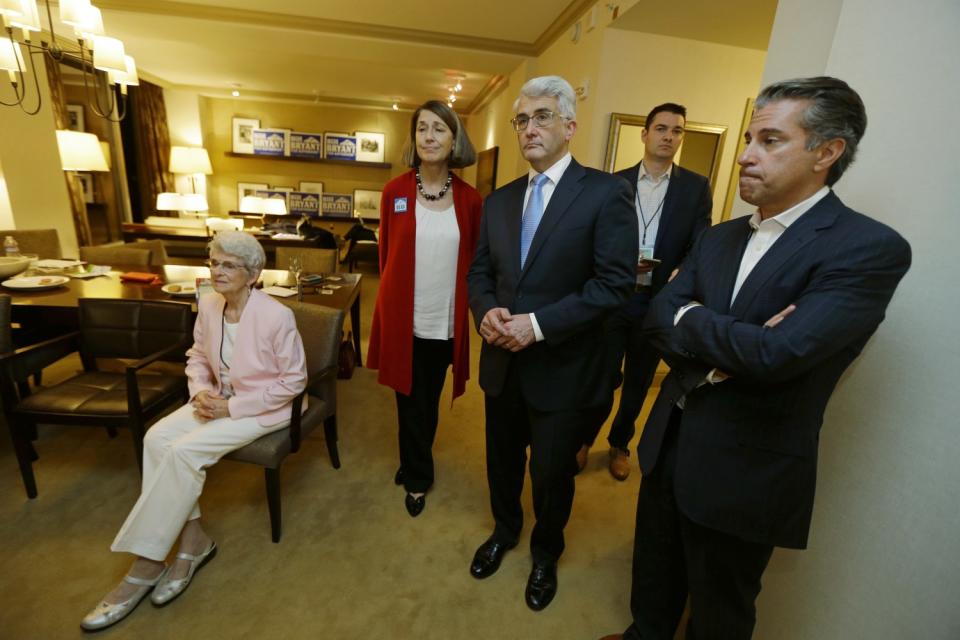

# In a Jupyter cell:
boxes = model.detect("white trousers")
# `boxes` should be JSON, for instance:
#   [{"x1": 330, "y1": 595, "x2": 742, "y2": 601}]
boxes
[{"x1": 111, "y1": 403, "x2": 288, "y2": 561}]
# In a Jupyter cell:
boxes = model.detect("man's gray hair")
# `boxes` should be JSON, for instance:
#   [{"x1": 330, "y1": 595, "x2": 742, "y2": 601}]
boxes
[
  {"x1": 755, "y1": 76, "x2": 867, "y2": 186},
  {"x1": 207, "y1": 230, "x2": 265, "y2": 273},
  {"x1": 513, "y1": 75, "x2": 577, "y2": 120}
]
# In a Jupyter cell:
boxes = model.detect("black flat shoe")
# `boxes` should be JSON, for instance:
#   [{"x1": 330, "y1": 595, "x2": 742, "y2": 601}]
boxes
[
  {"x1": 394, "y1": 468, "x2": 405, "y2": 486},
  {"x1": 404, "y1": 493, "x2": 425, "y2": 517},
  {"x1": 525, "y1": 562, "x2": 558, "y2": 611},
  {"x1": 470, "y1": 537, "x2": 516, "y2": 579}
]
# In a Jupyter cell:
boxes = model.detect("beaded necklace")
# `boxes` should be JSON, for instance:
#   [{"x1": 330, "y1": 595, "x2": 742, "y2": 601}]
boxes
[{"x1": 416, "y1": 168, "x2": 453, "y2": 201}]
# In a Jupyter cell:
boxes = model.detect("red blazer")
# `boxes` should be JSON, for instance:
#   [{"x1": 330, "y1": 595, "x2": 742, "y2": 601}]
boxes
[{"x1": 367, "y1": 170, "x2": 483, "y2": 399}]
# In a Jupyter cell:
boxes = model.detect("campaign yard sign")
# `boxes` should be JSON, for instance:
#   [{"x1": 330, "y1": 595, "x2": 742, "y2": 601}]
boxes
[
  {"x1": 289, "y1": 132, "x2": 323, "y2": 160},
  {"x1": 288, "y1": 191, "x2": 321, "y2": 217}
]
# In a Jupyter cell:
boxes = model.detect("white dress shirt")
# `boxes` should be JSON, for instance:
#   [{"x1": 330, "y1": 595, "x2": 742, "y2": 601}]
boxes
[
  {"x1": 635, "y1": 162, "x2": 672, "y2": 285},
  {"x1": 674, "y1": 186, "x2": 831, "y2": 389},
  {"x1": 524, "y1": 152, "x2": 573, "y2": 342}
]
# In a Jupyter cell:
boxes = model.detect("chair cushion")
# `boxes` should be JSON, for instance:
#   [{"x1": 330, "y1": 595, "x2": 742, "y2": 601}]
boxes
[
  {"x1": 225, "y1": 398, "x2": 328, "y2": 467},
  {"x1": 17, "y1": 372, "x2": 185, "y2": 417}
]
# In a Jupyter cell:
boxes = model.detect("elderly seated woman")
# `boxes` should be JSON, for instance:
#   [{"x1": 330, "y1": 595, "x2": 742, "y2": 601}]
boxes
[{"x1": 82, "y1": 231, "x2": 307, "y2": 631}]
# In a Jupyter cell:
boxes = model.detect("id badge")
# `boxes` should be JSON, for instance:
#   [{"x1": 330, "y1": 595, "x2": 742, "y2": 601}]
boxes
[{"x1": 637, "y1": 245, "x2": 655, "y2": 286}]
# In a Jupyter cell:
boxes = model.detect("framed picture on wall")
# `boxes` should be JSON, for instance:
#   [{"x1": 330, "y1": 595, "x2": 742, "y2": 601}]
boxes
[
  {"x1": 67, "y1": 104, "x2": 85, "y2": 132},
  {"x1": 353, "y1": 189, "x2": 382, "y2": 220},
  {"x1": 355, "y1": 131, "x2": 385, "y2": 163},
  {"x1": 77, "y1": 173, "x2": 94, "y2": 203},
  {"x1": 232, "y1": 117, "x2": 260, "y2": 154},
  {"x1": 298, "y1": 181, "x2": 324, "y2": 194},
  {"x1": 237, "y1": 181, "x2": 268, "y2": 210},
  {"x1": 270, "y1": 186, "x2": 294, "y2": 192}
]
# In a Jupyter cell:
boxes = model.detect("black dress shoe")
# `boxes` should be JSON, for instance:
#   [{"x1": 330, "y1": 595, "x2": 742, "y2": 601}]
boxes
[
  {"x1": 394, "y1": 468, "x2": 405, "y2": 486},
  {"x1": 525, "y1": 562, "x2": 558, "y2": 611},
  {"x1": 470, "y1": 537, "x2": 515, "y2": 579},
  {"x1": 404, "y1": 493, "x2": 425, "y2": 517}
]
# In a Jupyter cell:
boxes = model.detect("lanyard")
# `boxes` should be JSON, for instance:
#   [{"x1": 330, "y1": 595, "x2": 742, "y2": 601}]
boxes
[{"x1": 636, "y1": 189, "x2": 666, "y2": 246}]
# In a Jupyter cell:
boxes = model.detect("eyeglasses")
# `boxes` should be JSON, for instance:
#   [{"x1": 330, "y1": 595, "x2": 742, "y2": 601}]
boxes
[
  {"x1": 510, "y1": 110, "x2": 565, "y2": 132},
  {"x1": 205, "y1": 259, "x2": 245, "y2": 273}
]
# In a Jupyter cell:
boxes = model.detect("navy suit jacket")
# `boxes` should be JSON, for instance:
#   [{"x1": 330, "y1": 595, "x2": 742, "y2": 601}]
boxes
[
  {"x1": 615, "y1": 162, "x2": 712, "y2": 296},
  {"x1": 467, "y1": 158, "x2": 638, "y2": 411},
  {"x1": 639, "y1": 191, "x2": 911, "y2": 548}
]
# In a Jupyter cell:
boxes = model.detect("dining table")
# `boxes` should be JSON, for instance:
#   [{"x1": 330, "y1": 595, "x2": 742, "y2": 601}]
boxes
[{"x1": 4, "y1": 263, "x2": 364, "y2": 364}]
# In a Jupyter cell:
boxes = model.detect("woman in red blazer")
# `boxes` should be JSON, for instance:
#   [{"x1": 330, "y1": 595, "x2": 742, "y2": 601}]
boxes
[{"x1": 367, "y1": 100, "x2": 483, "y2": 517}]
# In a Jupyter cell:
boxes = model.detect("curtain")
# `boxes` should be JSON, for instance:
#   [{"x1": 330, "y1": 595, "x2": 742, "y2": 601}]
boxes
[
  {"x1": 44, "y1": 56, "x2": 93, "y2": 247},
  {"x1": 132, "y1": 81, "x2": 174, "y2": 217}
]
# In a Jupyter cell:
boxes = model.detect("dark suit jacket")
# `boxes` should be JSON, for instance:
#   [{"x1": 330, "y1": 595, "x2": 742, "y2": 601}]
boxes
[
  {"x1": 467, "y1": 158, "x2": 638, "y2": 412},
  {"x1": 615, "y1": 162, "x2": 712, "y2": 296},
  {"x1": 639, "y1": 191, "x2": 911, "y2": 549}
]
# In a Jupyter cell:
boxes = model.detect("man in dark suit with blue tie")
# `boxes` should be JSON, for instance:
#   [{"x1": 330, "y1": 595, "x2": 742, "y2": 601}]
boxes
[
  {"x1": 578, "y1": 103, "x2": 713, "y2": 481},
  {"x1": 600, "y1": 77, "x2": 911, "y2": 640},
  {"x1": 467, "y1": 76, "x2": 637, "y2": 611}
]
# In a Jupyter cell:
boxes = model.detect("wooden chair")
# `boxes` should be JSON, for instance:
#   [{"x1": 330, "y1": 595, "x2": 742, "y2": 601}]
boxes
[
  {"x1": 275, "y1": 246, "x2": 338, "y2": 274},
  {"x1": 0, "y1": 299, "x2": 193, "y2": 498},
  {"x1": 126, "y1": 239, "x2": 169, "y2": 266},
  {"x1": 0, "y1": 228, "x2": 61, "y2": 258},
  {"x1": 79, "y1": 245, "x2": 152, "y2": 266},
  {"x1": 223, "y1": 302, "x2": 345, "y2": 542}
]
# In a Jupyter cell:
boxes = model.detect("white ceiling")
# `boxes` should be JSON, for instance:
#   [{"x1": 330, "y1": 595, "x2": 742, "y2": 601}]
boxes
[
  {"x1": 85, "y1": 0, "x2": 578, "y2": 111},
  {"x1": 48, "y1": 0, "x2": 776, "y2": 112},
  {"x1": 611, "y1": 0, "x2": 779, "y2": 51}
]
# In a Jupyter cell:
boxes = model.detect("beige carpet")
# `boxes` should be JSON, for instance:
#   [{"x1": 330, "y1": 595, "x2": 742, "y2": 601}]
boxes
[{"x1": 0, "y1": 270, "x2": 655, "y2": 639}]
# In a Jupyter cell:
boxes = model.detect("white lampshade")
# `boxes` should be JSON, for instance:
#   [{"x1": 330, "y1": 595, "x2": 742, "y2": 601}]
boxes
[
  {"x1": 56, "y1": 130, "x2": 109, "y2": 171},
  {"x1": 108, "y1": 55, "x2": 139, "y2": 86},
  {"x1": 169, "y1": 146, "x2": 212, "y2": 175},
  {"x1": 156, "y1": 192, "x2": 182, "y2": 211},
  {"x1": 10, "y1": 0, "x2": 40, "y2": 32},
  {"x1": 239, "y1": 196, "x2": 263, "y2": 213},
  {"x1": 206, "y1": 217, "x2": 243, "y2": 232},
  {"x1": 263, "y1": 198, "x2": 287, "y2": 215},
  {"x1": 0, "y1": 38, "x2": 25, "y2": 72},
  {"x1": 92, "y1": 36, "x2": 126, "y2": 73},
  {"x1": 0, "y1": 0, "x2": 24, "y2": 17},
  {"x1": 75, "y1": 4, "x2": 104, "y2": 40},
  {"x1": 100, "y1": 141, "x2": 111, "y2": 169},
  {"x1": 59, "y1": 0, "x2": 90, "y2": 26},
  {"x1": 180, "y1": 193, "x2": 208, "y2": 212}
]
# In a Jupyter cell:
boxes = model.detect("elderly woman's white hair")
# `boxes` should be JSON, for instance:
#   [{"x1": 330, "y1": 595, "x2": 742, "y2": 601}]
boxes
[
  {"x1": 207, "y1": 230, "x2": 266, "y2": 272},
  {"x1": 513, "y1": 75, "x2": 577, "y2": 120}
]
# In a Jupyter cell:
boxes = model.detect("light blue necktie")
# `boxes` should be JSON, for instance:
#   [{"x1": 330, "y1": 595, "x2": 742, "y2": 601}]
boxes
[{"x1": 520, "y1": 173, "x2": 548, "y2": 268}]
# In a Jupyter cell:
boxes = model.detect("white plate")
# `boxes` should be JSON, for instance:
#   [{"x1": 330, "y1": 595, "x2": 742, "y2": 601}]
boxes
[
  {"x1": 1, "y1": 275, "x2": 70, "y2": 291},
  {"x1": 162, "y1": 282, "x2": 198, "y2": 297}
]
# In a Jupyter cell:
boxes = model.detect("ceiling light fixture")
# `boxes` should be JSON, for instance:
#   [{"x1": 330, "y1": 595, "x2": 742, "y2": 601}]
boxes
[
  {"x1": 230, "y1": 82, "x2": 241, "y2": 97},
  {"x1": 1, "y1": 0, "x2": 136, "y2": 121},
  {"x1": 392, "y1": 102, "x2": 398, "y2": 111}
]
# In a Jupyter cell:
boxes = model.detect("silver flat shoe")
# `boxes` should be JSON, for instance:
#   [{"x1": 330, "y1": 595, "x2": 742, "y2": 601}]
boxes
[
  {"x1": 80, "y1": 566, "x2": 168, "y2": 632},
  {"x1": 151, "y1": 541, "x2": 217, "y2": 607}
]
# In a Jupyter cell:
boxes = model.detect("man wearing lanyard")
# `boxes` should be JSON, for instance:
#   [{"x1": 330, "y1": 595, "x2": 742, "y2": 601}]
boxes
[{"x1": 577, "y1": 103, "x2": 712, "y2": 481}]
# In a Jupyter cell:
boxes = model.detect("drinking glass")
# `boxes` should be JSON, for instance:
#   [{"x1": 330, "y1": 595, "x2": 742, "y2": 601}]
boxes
[{"x1": 288, "y1": 255, "x2": 302, "y2": 286}]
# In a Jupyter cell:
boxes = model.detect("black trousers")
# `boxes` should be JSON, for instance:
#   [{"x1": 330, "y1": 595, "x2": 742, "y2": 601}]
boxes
[
  {"x1": 583, "y1": 299, "x2": 660, "y2": 451},
  {"x1": 484, "y1": 363, "x2": 584, "y2": 565},
  {"x1": 624, "y1": 408, "x2": 774, "y2": 640},
  {"x1": 395, "y1": 337, "x2": 452, "y2": 494}
]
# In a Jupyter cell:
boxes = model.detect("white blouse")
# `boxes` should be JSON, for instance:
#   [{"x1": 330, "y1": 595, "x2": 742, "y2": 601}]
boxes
[
  {"x1": 413, "y1": 201, "x2": 460, "y2": 340},
  {"x1": 219, "y1": 319, "x2": 239, "y2": 398}
]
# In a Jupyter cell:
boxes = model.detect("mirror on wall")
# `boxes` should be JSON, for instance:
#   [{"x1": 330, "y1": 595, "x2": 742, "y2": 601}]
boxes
[{"x1": 603, "y1": 113, "x2": 727, "y2": 191}]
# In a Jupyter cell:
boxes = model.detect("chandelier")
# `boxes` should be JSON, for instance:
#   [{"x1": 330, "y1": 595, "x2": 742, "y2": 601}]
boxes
[{"x1": 0, "y1": 0, "x2": 138, "y2": 121}]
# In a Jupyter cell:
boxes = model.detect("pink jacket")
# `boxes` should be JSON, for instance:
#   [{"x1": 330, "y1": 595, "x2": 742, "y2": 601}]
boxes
[{"x1": 185, "y1": 288, "x2": 307, "y2": 427}]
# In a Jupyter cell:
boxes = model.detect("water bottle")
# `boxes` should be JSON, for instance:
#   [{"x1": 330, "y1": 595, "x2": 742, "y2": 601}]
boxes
[{"x1": 3, "y1": 236, "x2": 19, "y2": 257}]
